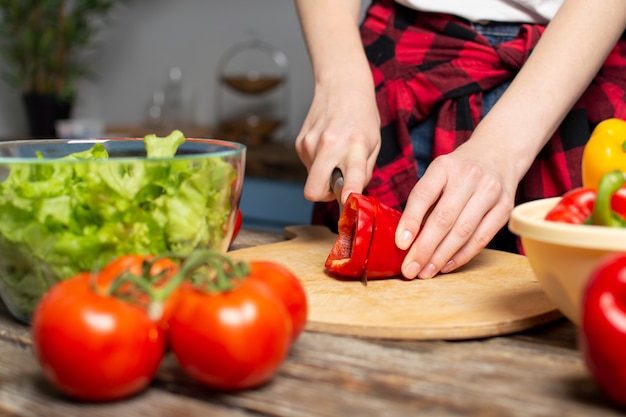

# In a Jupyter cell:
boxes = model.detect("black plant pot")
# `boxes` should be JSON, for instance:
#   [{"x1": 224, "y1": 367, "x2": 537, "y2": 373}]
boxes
[{"x1": 22, "y1": 93, "x2": 73, "y2": 138}]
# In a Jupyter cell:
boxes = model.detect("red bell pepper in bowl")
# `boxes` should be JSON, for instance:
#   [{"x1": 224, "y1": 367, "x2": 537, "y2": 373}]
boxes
[
  {"x1": 545, "y1": 170, "x2": 626, "y2": 227},
  {"x1": 544, "y1": 187, "x2": 597, "y2": 224},
  {"x1": 324, "y1": 193, "x2": 408, "y2": 281}
]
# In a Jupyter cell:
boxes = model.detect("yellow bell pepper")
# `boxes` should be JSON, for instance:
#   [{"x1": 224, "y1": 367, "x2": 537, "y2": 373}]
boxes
[{"x1": 582, "y1": 118, "x2": 626, "y2": 190}]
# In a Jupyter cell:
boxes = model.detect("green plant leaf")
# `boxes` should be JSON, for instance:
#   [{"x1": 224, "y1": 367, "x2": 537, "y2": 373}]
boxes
[{"x1": 0, "y1": 0, "x2": 127, "y2": 96}]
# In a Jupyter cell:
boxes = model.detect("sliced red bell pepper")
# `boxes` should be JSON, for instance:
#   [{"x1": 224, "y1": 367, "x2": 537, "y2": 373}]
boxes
[
  {"x1": 324, "y1": 193, "x2": 374, "y2": 279},
  {"x1": 324, "y1": 193, "x2": 408, "y2": 280}
]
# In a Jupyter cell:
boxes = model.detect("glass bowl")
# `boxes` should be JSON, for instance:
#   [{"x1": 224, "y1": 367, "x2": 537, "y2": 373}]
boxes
[{"x1": 0, "y1": 137, "x2": 245, "y2": 323}]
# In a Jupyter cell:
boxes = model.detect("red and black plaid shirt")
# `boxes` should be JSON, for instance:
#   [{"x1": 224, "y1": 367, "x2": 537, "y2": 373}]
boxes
[{"x1": 313, "y1": 0, "x2": 626, "y2": 234}]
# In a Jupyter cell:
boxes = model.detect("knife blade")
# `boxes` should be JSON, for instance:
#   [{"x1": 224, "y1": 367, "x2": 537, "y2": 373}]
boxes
[
  {"x1": 330, "y1": 167, "x2": 344, "y2": 212},
  {"x1": 329, "y1": 167, "x2": 368, "y2": 286}
]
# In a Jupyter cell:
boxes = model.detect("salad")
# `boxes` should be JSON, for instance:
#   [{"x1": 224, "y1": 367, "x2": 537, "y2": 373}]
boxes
[{"x1": 0, "y1": 130, "x2": 240, "y2": 321}]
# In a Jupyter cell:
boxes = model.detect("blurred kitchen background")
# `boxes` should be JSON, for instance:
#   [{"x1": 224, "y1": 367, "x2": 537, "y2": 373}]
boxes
[{"x1": 0, "y1": 0, "x2": 363, "y2": 232}]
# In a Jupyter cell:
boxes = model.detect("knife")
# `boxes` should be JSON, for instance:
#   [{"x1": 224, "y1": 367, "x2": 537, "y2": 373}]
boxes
[
  {"x1": 329, "y1": 167, "x2": 368, "y2": 286},
  {"x1": 330, "y1": 167, "x2": 344, "y2": 211}
]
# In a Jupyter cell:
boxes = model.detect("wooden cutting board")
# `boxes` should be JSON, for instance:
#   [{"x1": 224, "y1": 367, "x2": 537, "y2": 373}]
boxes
[{"x1": 229, "y1": 226, "x2": 562, "y2": 340}]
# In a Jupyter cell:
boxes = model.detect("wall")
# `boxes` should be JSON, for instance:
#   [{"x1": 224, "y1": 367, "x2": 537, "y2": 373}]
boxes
[{"x1": 0, "y1": 0, "x2": 317, "y2": 139}]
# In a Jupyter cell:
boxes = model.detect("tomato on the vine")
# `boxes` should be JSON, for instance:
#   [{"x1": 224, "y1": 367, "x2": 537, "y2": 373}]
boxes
[
  {"x1": 31, "y1": 249, "x2": 307, "y2": 399},
  {"x1": 168, "y1": 279, "x2": 292, "y2": 391},
  {"x1": 31, "y1": 272, "x2": 166, "y2": 402}
]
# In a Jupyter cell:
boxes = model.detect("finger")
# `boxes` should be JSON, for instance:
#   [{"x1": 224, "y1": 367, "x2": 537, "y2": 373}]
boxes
[
  {"x1": 413, "y1": 187, "x2": 503, "y2": 279},
  {"x1": 395, "y1": 166, "x2": 448, "y2": 252},
  {"x1": 299, "y1": 126, "x2": 347, "y2": 201},
  {"x1": 440, "y1": 200, "x2": 513, "y2": 274},
  {"x1": 305, "y1": 157, "x2": 341, "y2": 202},
  {"x1": 400, "y1": 190, "x2": 472, "y2": 279},
  {"x1": 339, "y1": 145, "x2": 373, "y2": 203},
  {"x1": 295, "y1": 127, "x2": 319, "y2": 169}
]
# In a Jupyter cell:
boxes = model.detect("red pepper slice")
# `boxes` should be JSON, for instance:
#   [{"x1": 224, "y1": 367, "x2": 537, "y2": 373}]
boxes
[
  {"x1": 324, "y1": 193, "x2": 408, "y2": 279},
  {"x1": 324, "y1": 193, "x2": 374, "y2": 278}
]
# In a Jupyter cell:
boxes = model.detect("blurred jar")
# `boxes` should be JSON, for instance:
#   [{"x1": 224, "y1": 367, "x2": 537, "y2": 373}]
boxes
[
  {"x1": 145, "y1": 90, "x2": 165, "y2": 129},
  {"x1": 163, "y1": 67, "x2": 195, "y2": 130},
  {"x1": 55, "y1": 118, "x2": 104, "y2": 139}
]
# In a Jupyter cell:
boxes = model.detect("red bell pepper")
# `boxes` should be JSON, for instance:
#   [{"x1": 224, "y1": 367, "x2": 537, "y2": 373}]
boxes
[
  {"x1": 544, "y1": 187, "x2": 596, "y2": 224},
  {"x1": 325, "y1": 193, "x2": 408, "y2": 281},
  {"x1": 545, "y1": 171, "x2": 626, "y2": 226},
  {"x1": 581, "y1": 254, "x2": 626, "y2": 406}
]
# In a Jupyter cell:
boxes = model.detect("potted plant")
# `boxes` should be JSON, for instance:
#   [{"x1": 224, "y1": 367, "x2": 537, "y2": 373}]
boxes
[{"x1": 0, "y1": 0, "x2": 125, "y2": 137}]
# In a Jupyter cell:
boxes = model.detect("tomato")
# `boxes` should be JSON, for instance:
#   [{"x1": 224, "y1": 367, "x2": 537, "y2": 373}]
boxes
[
  {"x1": 97, "y1": 254, "x2": 179, "y2": 286},
  {"x1": 96, "y1": 254, "x2": 181, "y2": 328},
  {"x1": 31, "y1": 273, "x2": 166, "y2": 401},
  {"x1": 167, "y1": 279, "x2": 293, "y2": 391},
  {"x1": 247, "y1": 261, "x2": 308, "y2": 341}
]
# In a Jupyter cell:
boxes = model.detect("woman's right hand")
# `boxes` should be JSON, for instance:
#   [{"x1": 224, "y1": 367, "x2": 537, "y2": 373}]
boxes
[
  {"x1": 294, "y1": 0, "x2": 379, "y2": 205},
  {"x1": 295, "y1": 73, "x2": 381, "y2": 204}
]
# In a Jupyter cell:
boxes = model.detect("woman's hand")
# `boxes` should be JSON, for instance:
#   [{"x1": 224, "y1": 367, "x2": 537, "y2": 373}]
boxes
[
  {"x1": 294, "y1": 0, "x2": 378, "y2": 204},
  {"x1": 296, "y1": 77, "x2": 380, "y2": 204},
  {"x1": 396, "y1": 139, "x2": 517, "y2": 279}
]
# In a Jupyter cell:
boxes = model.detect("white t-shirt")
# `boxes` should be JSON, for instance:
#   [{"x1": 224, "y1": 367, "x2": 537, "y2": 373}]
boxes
[{"x1": 394, "y1": 0, "x2": 564, "y2": 24}]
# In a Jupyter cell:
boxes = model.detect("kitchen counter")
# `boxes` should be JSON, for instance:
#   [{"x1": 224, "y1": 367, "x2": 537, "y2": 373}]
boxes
[{"x1": 0, "y1": 228, "x2": 623, "y2": 417}]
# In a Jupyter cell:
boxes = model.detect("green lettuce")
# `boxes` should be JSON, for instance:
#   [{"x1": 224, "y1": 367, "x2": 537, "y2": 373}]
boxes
[{"x1": 0, "y1": 130, "x2": 238, "y2": 321}]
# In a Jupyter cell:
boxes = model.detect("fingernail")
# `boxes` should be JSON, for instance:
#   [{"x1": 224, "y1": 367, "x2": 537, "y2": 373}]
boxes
[
  {"x1": 398, "y1": 230, "x2": 413, "y2": 249},
  {"x1": 441, "y1": 259, "x2": 455, "y2": 274},
  {"x1": 404, "y1": 261, "x2": 420, "y2": 279},
  {"x1": 418, "y1": 263, "x2": 437, "y2": 279}
]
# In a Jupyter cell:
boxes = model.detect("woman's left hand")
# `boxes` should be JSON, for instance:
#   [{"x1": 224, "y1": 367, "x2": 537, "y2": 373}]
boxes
[{"x1": 395, "y1": 140, "x2": 517, "y2": 279}]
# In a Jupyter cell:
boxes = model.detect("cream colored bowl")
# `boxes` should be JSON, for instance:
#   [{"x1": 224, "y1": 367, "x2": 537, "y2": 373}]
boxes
[{"x1": 508, "y1": 197, "x2": 626, "y2": 325}]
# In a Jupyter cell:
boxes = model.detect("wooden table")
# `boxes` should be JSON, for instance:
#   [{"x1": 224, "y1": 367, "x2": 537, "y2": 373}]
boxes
[{"x1": 0, "y1": 228, "x2": 624, "y2": 417}]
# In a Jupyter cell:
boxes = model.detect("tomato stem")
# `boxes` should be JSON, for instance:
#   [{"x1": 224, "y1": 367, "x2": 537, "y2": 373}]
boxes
[
  {"x1": 151, "y1": 250, "x2": 250, "y2": 300},
  {"x1": 174, "y1": 249, "x2": 250, "y2": 292},
  {"x1": 102, "y1": 250, "x2": 252, "y2": 320},
  {"x1": 109, "y1": 273, "x2": 156, "y2": 297}
]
